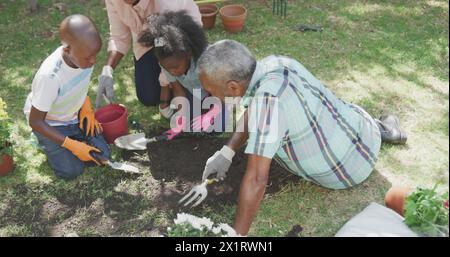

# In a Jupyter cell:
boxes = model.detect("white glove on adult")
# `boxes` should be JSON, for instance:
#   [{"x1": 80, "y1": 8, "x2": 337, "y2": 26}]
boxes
[
  {"x1": 202, "y1": 145, "x2": 235, "y2": 181},
  {"x1": 96, "y1": 65, "x2": 114, "y2": 108}
]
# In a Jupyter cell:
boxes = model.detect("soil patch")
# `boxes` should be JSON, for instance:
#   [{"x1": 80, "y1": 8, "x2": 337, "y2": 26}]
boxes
[{"x1": 122, "y1": 130, "x2": 301, "y2": 211}]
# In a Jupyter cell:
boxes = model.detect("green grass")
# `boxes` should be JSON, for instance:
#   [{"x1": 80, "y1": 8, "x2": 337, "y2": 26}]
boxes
[{"x1": 0, "y1": 0, "x2": 448, "y2": 237}]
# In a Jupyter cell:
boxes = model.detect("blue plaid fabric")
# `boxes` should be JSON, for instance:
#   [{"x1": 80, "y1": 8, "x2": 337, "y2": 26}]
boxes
[{"x1": 242, "y1": 56, "x2": 381, "y2": 189}]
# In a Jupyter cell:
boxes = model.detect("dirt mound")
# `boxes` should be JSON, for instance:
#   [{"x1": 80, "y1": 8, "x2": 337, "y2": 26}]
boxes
[{"x1": 122, "y1": 131, "x2": 301, "y2": 210}]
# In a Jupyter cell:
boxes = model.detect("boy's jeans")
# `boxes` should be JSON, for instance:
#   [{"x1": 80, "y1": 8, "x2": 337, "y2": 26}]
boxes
[{"x1": 33, "y1": 123, "x2": 111, "y2": 180}]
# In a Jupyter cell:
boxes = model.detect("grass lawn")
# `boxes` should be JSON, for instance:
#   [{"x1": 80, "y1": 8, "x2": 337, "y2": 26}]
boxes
[{"x1": 0, "y1": 0, "x2": 448, "y2": 237}]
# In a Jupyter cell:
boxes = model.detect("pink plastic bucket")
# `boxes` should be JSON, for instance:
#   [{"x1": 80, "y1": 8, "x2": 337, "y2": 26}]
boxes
[{"x1": 95, "y1": 104, "x2": 129, "y2": 144}]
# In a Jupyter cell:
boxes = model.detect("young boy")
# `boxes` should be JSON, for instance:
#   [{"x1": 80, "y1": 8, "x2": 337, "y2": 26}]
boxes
[{"x1": 23, "y1": 14, "x2": 111, "y2": 180}]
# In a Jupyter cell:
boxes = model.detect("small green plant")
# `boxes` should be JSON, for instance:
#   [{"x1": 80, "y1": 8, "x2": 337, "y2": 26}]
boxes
[
  {"x1": 404, "y1": 185, "x2": 449, "y2": 237},
  {"x1": 167, "y1": 213, "x2": 239, "y2": 237},
  {"x1": 0, "y1": 97, "x2": 13, "y2": 156}
]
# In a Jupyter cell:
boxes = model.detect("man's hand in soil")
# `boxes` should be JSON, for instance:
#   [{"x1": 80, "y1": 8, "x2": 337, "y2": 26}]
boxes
[
  {"x1": 233, "y1": 154, "x2": 271, "y2": 236},
  {"x1": 202, "y1": 145, "x2": 235, "y2": 181},
  {"x1": 202, "y1": 111, "x2": 249, "y2": 181}
]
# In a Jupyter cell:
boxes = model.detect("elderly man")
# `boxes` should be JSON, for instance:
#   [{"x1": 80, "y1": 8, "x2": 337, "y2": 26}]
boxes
[{"x1": 197, "y1": 40, "x2": 407, "y2": 236}]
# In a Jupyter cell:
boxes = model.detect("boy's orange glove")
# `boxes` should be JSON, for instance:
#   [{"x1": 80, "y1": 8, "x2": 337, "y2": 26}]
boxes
[
  {"x1": 79, "y1": 96, "x2": 102, "y2": 137},
  {"x1": 61, "y1": 137, "x2": 101, "y2": 165}
]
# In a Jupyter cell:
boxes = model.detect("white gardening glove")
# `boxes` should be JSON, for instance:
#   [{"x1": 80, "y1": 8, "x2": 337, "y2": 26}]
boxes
[
  {"x1": 202, "y1": 145, "x2": 235, "y2": 181},
  {"x1": 96, "y1": 65, "x2": 114, "y2": 108},
  {"x1": 159, "y1": 103, "x2": 176, "y2": 119}
]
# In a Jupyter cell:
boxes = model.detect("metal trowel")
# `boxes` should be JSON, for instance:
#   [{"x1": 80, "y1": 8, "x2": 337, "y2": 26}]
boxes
[{"x1": 114, "y1": 115, "x2": 187, "y2": 150}]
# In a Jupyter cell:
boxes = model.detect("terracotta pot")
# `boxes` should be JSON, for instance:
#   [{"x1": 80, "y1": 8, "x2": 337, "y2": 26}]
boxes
[
  {"x1": 220, "y1": 4, "x2": 247, "y2": 33},
  {"x1": 199, "y1": 4, "x2": 218, "y2": 30},
  {"x1": 0, "y1": 154, "x2": 14, "y2": 177},
  {"x1": 385, "y1": 186, "x2": 413, "y2": 216}
]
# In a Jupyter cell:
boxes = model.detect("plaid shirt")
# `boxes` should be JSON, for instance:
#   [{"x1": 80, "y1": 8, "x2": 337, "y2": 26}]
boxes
[{"x1": 242, "y1": 56, "x2": 381, "y2": 189}]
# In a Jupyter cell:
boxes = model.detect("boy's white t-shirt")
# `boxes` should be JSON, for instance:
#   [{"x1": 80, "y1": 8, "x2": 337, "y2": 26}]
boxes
[{"x1": 24, "y1": 46, "x2": 93, "y2": 126}]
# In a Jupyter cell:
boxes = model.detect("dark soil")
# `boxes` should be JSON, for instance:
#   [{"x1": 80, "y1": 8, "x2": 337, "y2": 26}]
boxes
[
  {"x1": 123, "y1": 130, "x2": 301, "y2": 211},
  {"x1": 286, "y1": 224, "x2": 304, "y2": 237},
  {"x1": 1, "y1": 130, "x2": 301, "y2": 237}
]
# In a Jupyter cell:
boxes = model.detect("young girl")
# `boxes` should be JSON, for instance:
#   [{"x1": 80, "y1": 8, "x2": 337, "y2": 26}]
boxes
[{"x1": 138, "y1": 10, "x2": 225, "y2": 132}]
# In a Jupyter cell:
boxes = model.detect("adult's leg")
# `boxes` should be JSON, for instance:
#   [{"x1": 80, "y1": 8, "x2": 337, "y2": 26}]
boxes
[
  {"x1": 134, "y1": 49, "x2": 161, "y2": 106},
  {"x1": 374, "y1": 115, "x2": 408, "y2": 145},
  {"x1": 33, "y1": 124, "x2": 85, "y2": 180},
  {"x1": 350, "y1": 104, "x2": 407, "y2": 145}
]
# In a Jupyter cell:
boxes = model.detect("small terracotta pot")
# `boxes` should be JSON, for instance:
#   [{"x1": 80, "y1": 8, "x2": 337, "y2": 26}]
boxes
[
  {"x1": 220, "y1": 4, "x2": 247, "y2": 33},
  {"x1": 199, "y1": 4, "x2": 218, "y2": 30},
  {"x1": 0, "y1": 154, "x2": 14, "y2": 177},
  {"x1": 385, "y1": 186, "x2": 413, "y2": 216}
]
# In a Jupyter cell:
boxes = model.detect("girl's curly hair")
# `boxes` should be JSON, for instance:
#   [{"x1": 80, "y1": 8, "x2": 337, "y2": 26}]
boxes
[{"x1": 138, "y1": 10, "x2": 208, "y2": 62}]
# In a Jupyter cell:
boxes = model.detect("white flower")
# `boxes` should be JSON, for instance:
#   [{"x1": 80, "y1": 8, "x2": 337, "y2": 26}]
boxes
[
  {"x1": 198, "y1": 217, "x2": 214, "y2": 231},
  {"x1": 174, "y1": 213, "x2": 214, "y2": 232},
  {"x1": 174, "y1": 213, "x2": 190, "y2": 225},
  {"x1": 211, "y1": 226, "x2": 222, "y2": 235},
  {"x1": 172, "y1": 213, "x2": 238, "y2": 236},
  {"x1": 190, "y1": 219, "x2": 203, "y2": 230}
]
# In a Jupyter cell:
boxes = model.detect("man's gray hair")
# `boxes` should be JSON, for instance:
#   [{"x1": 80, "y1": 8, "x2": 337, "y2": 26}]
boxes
[{"x1": 198, "y1": 40, "x2": 256, "y2": 85}]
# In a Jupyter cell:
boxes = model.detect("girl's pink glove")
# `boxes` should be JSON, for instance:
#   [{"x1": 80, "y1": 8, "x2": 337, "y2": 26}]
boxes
[
  {"x1": 192, "y1": 105, "x2": 222, "y2": 131},
  {"x1": 162, "y1": 115, "x2": 187, "y2": 140}
]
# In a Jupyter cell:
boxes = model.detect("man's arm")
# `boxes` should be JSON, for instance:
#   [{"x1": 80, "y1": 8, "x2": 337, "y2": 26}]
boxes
[
  {"x1": 234, "y1": 154, "x2": 272, "y2": 236},
  {"x1": 201, "y1": 110, "x2": 249, "y2": 181},
  {"x1": 226, "y1": 110, "x2": 249, "y2": 151},
  {"x1": 29, "y1": 106, "x2": 65, "y2": 145}
]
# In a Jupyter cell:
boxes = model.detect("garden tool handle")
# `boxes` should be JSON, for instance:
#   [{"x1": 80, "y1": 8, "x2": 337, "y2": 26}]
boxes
[
  {"x1": 90, "y1": 151, "x2": 109, "y2": 165},
  {"x1": 206, "y1": 178, "x2": 219, "y2": 185},
  {"x1": 296, "y1": 24, "x2": 324, "y2": 32},
  {"x1": 147, "y1": 116, "x2": 186, "y2": 143},
  {"x1": 147, "y1": 134, "x2": 170, "y2": 143}
]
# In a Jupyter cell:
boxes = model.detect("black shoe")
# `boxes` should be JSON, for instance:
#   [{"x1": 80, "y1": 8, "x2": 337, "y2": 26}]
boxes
[{"x1": 375, "y1": 114, "x2": 408, "y2": 145}]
